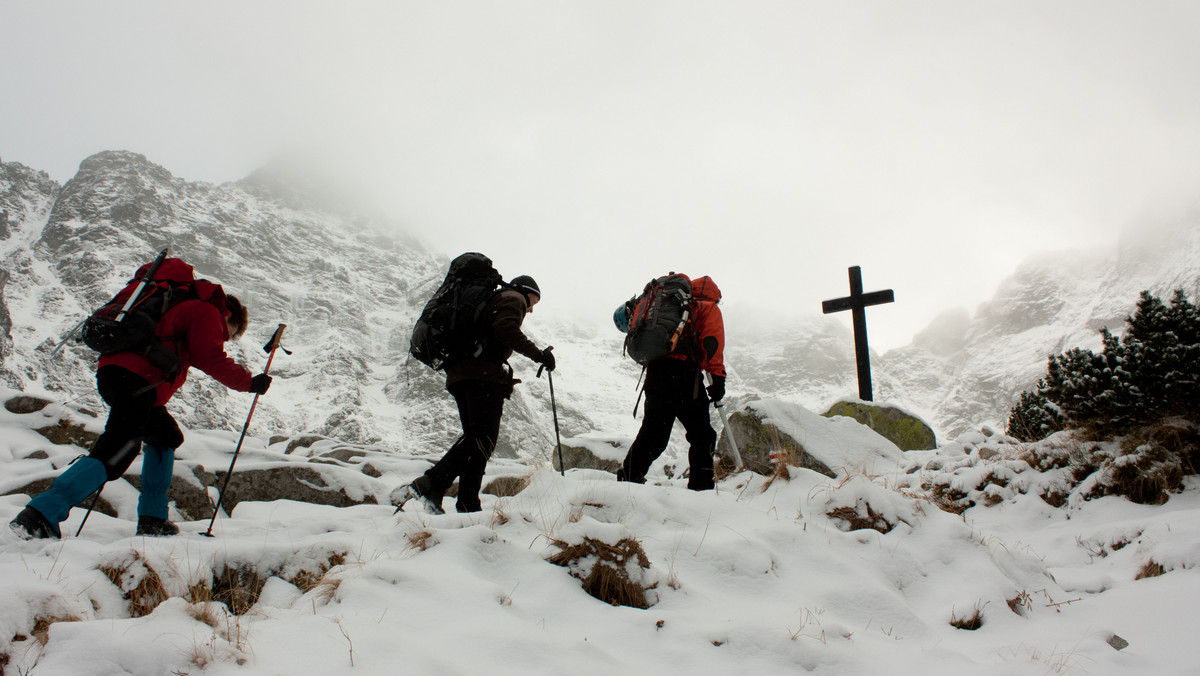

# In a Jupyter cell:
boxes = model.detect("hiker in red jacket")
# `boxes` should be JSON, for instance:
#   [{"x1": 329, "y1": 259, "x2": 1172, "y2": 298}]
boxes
[
  {"x1": 10, "y1": 258, "x2": 272, "y2": 539},
  {"x1": 616, "y1": 275, "x2": 726, "y2": 490}
]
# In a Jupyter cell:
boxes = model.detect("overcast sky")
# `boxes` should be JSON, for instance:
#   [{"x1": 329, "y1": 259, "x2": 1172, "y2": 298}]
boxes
[{"x1": 4, "y1": 1, "x2": 1200, "y2": 350}]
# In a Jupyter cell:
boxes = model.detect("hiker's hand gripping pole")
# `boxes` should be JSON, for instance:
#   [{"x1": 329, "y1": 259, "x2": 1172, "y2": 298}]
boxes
[{"x1": 202, "y1": 324, "x2": 287, "y2": 537}]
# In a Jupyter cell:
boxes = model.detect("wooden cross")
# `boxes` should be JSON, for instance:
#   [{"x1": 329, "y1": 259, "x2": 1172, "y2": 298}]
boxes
[{"x1": 821, "y1": 266, "x2": 895, "y2": 401}]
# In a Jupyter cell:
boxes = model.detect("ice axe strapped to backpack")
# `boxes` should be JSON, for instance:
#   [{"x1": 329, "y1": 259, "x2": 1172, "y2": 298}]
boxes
[{"x1": 78, "y1": 248, "x2": 198, "y2": 391}]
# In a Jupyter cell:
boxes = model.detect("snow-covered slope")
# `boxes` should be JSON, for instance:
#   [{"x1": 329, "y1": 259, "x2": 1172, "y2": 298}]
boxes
[{"x1": 2, "y1": 388, "x2": 1197, "y2": 675}]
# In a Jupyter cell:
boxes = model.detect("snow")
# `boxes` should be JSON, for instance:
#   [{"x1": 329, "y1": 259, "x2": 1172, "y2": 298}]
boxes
[{"x1": 2, "y1": 387, "x2": 1197, "y2": 675}]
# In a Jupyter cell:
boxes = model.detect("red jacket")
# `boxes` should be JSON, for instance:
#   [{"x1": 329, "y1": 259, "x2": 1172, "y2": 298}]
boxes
[
  {"x1": 665, "y1": 275, "x2": 726, "y2": 378},
  {"x1": 99, "y1": 259, "x2": 253, "y2": 405}
]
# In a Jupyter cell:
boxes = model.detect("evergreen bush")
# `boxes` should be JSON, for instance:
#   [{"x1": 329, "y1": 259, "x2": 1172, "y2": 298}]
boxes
[{"x1": 1007, "y1": 288, "x2": 1200, "y2": 439}]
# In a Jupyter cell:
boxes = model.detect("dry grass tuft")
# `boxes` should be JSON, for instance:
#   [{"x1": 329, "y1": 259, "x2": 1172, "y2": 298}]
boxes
[
  {"x1": 547, "y1": 536, "x2": 653, "y2": 609},
  {"x1": 407, "y1": 529, "x2": 436, "y2": 552},
  {"x1": 949, "y1": 602, "x2": 986, "y2": 630},
  {"x1": 1006, "y1": 590, "x2": 1032, "y2": 616},
  {"x1": 288, "y1": 552, "x2": 348, "y2": 593},
  {"x1": 211, "y1": 564, "x2": 266, "y2": 615},
  {"x1": 32, "y1": 614, "x2": 81, "y2": 645},
  {"x1": 760, "y1": 452, "x2": 792, "y2": 492},
  {"x1": 826, "y1": 504, "x2": 895, "y2": 534},
  {"x1": 98, "y1": 552, "x2": 169, "y2": 618},
  {"x1": 1134, "y1": 559, "x2": 1166, "y2": 580}
]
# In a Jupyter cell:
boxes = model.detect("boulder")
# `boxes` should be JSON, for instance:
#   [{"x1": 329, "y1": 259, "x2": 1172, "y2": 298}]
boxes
[
  {"x1": 718, "y1": 409, "x2": 835, "y2": 478},
  {"x1": 822, "y1": 401, "x2": 936, "y2": 450},
  {"x1": 552, "y1": 444, "x2": 621, "y2": 474}
]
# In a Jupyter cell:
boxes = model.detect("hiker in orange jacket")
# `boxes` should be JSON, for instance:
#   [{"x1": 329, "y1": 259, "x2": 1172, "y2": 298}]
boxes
[{"x1": 616, "y1": 275, "x2": 725, "y2": 490}]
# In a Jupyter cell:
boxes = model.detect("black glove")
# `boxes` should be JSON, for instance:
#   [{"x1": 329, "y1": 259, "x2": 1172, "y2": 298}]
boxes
[
  {"x1": 538, "y1": 347, "x2": 556, "y2": 372},
  {"x1": 706, "y1": 375, "x2": 725, "y2": 403},
  {"x1": 249, "y1": 373, "x2": 273, "y2": 395}
]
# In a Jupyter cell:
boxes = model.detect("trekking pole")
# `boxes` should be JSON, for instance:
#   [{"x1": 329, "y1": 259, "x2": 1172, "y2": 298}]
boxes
[
  {"x1": 706, "y1": 373, "x2": 744, "y2": 472},
  {"x1": 52, "y1": 247, "x2": 170, "y2": 358},
  {"x1": 536, "y1": 347, "x2": 565, "y2": 476},
  {"x1": 75, "y1": 486, "x2": 104, "y2": 536},
  {"x1": 201, "y1": 324, "x2": 287, "y2": 537}
]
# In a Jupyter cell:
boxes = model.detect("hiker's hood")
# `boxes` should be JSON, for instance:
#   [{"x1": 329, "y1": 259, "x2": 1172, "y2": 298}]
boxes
[{"x1": 691, "y1": 276, "x2": 721, "y2": 303}]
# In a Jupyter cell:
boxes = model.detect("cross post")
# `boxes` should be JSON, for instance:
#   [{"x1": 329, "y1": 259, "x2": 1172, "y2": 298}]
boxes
[{"x1": 821, "y1": 266, "x2": 895, "y2": 401}]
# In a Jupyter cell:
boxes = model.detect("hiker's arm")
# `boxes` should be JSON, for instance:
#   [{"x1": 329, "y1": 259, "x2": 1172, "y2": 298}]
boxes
[
  {"x1": 697, "y1": 303, "x2": 726, "y2": 378},
  {"x1": 491, "y1": 294, "x2": 543, "y2": 362},
  {"x1": 186, "y1": 304, "x2": 255, "y2": 392}
]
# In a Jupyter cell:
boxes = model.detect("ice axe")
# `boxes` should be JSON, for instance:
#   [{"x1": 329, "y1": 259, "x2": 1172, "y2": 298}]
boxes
[
  {"x1": 52, "y1": 247, "x2": 170, "y2": 359},
  {"x1": 536, "y1": 347, "x2": 565, "y2": 477},
  {"x1": 706, "y1": 373, "x2": 744, "y2": 472},
  {"x1": 201, "y1": 324, "x2": 289, "y2": 537}
]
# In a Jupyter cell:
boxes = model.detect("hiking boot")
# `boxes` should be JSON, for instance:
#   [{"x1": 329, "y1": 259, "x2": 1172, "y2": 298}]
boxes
[
  {"x1": 136, "y1": 516, "x2": 179, "y2": 537},
  {"x1": 9, "y1": 507, "x2": 61, "y2": 540},
  {"x1": 393, "y1": 475, "x2": 445, "y2": 515}
]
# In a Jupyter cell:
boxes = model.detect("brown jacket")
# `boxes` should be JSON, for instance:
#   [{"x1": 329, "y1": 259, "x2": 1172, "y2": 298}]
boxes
[{"x1": 445, "y1": 288, "x2": 542, "y2": 386}]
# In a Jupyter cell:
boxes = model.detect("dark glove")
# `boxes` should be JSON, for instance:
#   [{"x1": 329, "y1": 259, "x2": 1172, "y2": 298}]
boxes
[
  {"x1": 538, "y1": 347, "x2": 556, "y2": 372},
  {"x1": 249, "y1": 373, "x2": 273, "y2": 395},
  {"x1": 706, "y1": 375, "x2": 725, "y2": 403}
]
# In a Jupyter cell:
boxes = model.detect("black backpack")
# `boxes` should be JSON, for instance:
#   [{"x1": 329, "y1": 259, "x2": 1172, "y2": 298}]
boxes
[
  {"x1": 80, "y1": 257, "x2": 194, "y2": 380},
  {"x1": 623, "y1": 273, "x2": 695, "y2": 365},
  {"x1": 409, "y1": 252, "x2": 504, "y2": 371}
]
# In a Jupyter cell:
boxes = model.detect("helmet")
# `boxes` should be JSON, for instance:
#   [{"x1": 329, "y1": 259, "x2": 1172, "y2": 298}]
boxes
[{"x1": 613, "y1": 303, "x2": 630, "y2": 333}]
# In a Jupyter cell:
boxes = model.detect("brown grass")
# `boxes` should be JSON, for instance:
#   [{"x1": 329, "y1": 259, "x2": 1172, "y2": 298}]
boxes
[
  {"x1": 826, "y1": 504, "x2": 895, "y2": 534},
  {"x1": 1135, "y1": 560, "x2": 1166, "y2": 580},
  {"x1": 407, "y1": 529, "x2": 436, "y2": 551},
  {"x1": 32, "y1": 614, "x2": 82, "y2": 644},
  {"x1": 1006, "y1": 590, "x2": 1032, "y2": 616},
  {"x1": 547, "y1": 536, "x2": 652, "y2": 609},
  {"x1": 98, "y1": 553, "x2": 170, "y2": 618},
  {"x1": 288, "y1": 552, "x2": 348, "y2": 592},
  {"x1": 760, "y1": 453, "x2": 792, "y2": 492},
  {"x1": 211, "y1": 564, "x2": 266, "y2": 615},
  {"x1": 949, "y1": 602, "x2": 985, "y2": 630}
]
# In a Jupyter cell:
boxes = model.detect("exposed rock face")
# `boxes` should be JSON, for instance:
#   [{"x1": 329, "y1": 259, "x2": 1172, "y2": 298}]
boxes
[
  {"x1": 823, "y1": 401, "x2": 936, "y2": 451},
  {"x1": 0, "y1": 151, "x2": 560, "y2": 460}
]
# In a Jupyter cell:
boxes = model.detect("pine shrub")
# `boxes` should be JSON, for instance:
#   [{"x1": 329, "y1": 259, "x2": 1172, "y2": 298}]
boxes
[
  {"x1": 1006, "y1": 289, "x2": 1200, "y2": 501},
  {"x1": 1007, "y1": 288, "x2": 1200, "y2": 441}
]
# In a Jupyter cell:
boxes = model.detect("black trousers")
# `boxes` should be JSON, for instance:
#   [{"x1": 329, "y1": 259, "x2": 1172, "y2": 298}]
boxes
[
  {"x1": 426, "y1": 380, "x2": 509, "y2": 512},
  {"x1": 619, "y1": 360, "x2": 716, "y2": 490},
  {"x1": 90, "y1": 366, "x2": 184, "y2": 480}
]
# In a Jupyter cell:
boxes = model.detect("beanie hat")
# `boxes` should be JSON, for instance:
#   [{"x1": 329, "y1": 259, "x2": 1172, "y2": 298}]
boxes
[{"x1": 510, "y1": 275, "x2": 541, "y2": 298}]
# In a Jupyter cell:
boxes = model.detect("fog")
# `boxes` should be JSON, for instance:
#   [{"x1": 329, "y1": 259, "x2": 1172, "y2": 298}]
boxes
[{"x1": 4, "y1": 1, "x2": 1200, "y2": 350}]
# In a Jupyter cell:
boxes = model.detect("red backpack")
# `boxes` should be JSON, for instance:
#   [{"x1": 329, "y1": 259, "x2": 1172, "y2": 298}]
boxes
[{"x1": 80, "y1": 255, "x2": 197, "y2": 378}]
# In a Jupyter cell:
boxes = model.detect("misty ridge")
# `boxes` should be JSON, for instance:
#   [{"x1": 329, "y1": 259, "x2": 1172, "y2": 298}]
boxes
[{"x1": 2, "y1": 150, "x2": 1199, "y2": 451}]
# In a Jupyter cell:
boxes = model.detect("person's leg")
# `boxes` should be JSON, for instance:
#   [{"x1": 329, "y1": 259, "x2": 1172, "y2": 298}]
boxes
[
  {"x1": 453, "y1": 382, "x2": 506, "y2": 512},
  {"x1": 678, "y1": 397, "x2": 717, "y2": 491},
  {"x1": 137, "y1": 407, "x2": 184, "y2": 522},
  {"x1": 17, "y1": 367, "x2": 153, "y2": 536},
  {"x1": 419, "y1": 381, "x2": 506, "y2": 512},
  {"x1": 618, "y1": 393, "x2": 677, "y2": 484}
]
